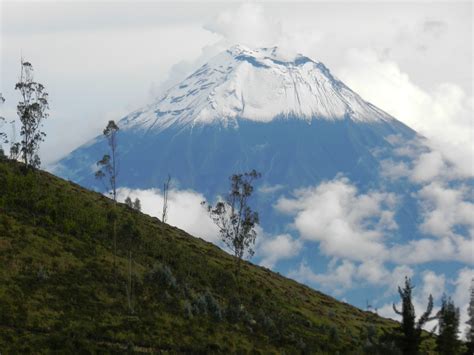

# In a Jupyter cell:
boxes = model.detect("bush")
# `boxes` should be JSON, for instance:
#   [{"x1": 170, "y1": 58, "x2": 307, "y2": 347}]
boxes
[
  {"x1": 190, "y1": 291, "x2": 222, "y2": 321},
  {"x1": 204, "y1": 291, "x2": 222, "y2": 321},
  {"x1": 146, "y1": 262, "x2": 177, "y2": 290}
]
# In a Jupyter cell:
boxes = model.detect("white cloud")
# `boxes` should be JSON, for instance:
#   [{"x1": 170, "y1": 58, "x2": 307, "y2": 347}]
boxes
[
  {"x1": 275, "y1": 177, "x2": 398, "y2": 261},
  {"x1": 258, "y1": 233, "x2": 302, "y2": 268},
  {"x1": 418, "y1": 182, "x2": 474, "y2": 240},
  {"x1": 290, "y1": 259, "x2": 356, "y2": 295},
  {"x1": 421, "y1": 270, "x2": 446, "y2": 301},
  {"x1": 338, "y1": 48, "x2": 473, "y2": 180},
  {"x1": 204, "y1": 3, "x2": 281, "y2": 50},
  {"x1": 453, "y1": 268, "x2": 474, "y2": 339},
  {"x1": 258, "y1": 184, "x2": 285, "y2": 195},
  {"x1": 116, "y1": 187, "x2": 220, "y2": 243}
]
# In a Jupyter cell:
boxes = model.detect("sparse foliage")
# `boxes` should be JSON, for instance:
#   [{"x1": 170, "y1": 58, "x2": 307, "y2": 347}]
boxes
[
  {"x1": 436, "y1": 294, "x2": 460, "y2": 355},
  {"x1": 0, "y1": 94, "x2": 6, "y2": 158},
  {"x1": 95, "y1": 120, "x2": 119, "y2": 201},
  {"x1": 15, "y1": 60, "x2": 49, "y2": 168},
  {"x1": 162, "y1": 175, "x2": 171, "y2": 223},
  {"x1": 95, "y1": 120, "x2": 120, "y2": 271},
  {"x1": 203, "y1": 169, "x2": 261, "y2": 276},
  {"x1": 392, "y1": 277, "x2": 436, "y2": 355}
]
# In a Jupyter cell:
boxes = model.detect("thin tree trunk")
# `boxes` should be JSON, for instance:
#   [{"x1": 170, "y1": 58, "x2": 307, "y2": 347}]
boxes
[{"x1": 128, "y1": 250, "x2": 133, "y2": 313}]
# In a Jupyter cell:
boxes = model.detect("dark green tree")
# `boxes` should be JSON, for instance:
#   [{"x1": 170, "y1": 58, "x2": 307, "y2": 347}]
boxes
[
  {"x1": 436, "y1": 294, "x2": 460, "y2": 354},
  {"x1": 15, "y1": 60, "x2": 49, "y2": 168},
  {"x1": 124, "y1": 196, "x2": 133, "y2": 208},
  {"x1": 393, "y1": 277, "x2": 436, "y2": 355},
  {"x1": 203, "y1": 170, "x2": 261, "y2": 277},
  {"x1": 466, "y1": 279, "x2": 474, "y2": 354},
  {"x1": 132, "y1": 198, "x2": 141, "y2": 212}
]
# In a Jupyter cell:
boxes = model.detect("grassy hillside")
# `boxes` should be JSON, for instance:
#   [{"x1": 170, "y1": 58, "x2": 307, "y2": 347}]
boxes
[{"x1": 0, "y1": 159, "x2": 415, "y2": 353}]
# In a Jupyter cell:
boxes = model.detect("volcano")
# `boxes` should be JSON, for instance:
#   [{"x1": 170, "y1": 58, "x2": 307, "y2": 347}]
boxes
[{"x1": 73, "y1": 49, "x2": 466, "y2": 280}]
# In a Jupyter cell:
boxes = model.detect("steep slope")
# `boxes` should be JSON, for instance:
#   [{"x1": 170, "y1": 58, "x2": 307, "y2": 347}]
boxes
[{"x1": 0, "y1": 160, "x2": 406, "y2": 353}]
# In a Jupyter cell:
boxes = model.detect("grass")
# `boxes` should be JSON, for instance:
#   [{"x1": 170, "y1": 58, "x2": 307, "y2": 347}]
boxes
[{"x1": 0, "y1": 159, "x2": 433, "y2": 353}]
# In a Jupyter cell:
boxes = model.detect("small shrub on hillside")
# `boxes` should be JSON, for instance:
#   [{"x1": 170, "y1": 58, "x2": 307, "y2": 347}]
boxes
[
  {"x1": 204, "y1": 291, "x2": 222, "y2": 321},
  {"x1": 146, "y1": 262, "x2": 177, "y2": 290},
  {"x1": 189, "y1": 290, "x2": 222, "y2": 321},
  {"x1": 183, "y1": 300, "x2": 193, "y2": 319}
]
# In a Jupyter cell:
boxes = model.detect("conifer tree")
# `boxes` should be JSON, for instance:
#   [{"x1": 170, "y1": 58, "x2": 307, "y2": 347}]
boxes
[
  {"x1": 466, "y1": 279, "x2": 474, "y2": 354},
  {"x1": 436, "y1": 294, "x2": 460, "y2": 355},
  {"x1": 393, "y1": 277, "x2": 436, "y2": 355}
]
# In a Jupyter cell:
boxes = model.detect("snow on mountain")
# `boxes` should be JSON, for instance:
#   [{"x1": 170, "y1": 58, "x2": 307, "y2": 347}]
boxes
[{"x1": 121, "y1": 45, "x2": 393, "y2": 132}]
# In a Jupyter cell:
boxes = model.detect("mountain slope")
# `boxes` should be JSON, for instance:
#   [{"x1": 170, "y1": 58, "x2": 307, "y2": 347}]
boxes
[
  {"x1": 120, "y1": 45, "x2": 394, "y2": 131},
  {"x1": 0, "y1": 159, "x2": 408, "y2": 353}
]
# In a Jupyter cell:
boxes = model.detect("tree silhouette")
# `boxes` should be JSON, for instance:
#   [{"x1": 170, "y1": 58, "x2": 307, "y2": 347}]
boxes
[
  {"x1": 436, "y1": 294, "x2": 460, "y2": 355},
  {"x1": 393, "y1": 277, "x2": 436, "y2": 354}
]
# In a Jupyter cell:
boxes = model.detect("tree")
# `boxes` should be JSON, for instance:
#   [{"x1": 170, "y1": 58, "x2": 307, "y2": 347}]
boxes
[
  {"x1": 203, "y1": 170, "x2": 261, "y2": 277},
  {"x1": 436, "y1": 294, "x2": 460, "y2": 355},
  {"x1": 119, "y1": 215, "x2": 141, "y2": 314},
  {"x1": 15, "y1": 60, "x2": 49, "y2": 168},
  {"x1": 95, "y1": 120, "x2": 119, "y2": 201},
  {"x1": 95, "y1": 120, "x2": 119, "y2": 270},
  {"x1": 0, "y1": 94, "x2": 7, "y2": 158},
  {"x1": 133, "y1": 198, "x2": 141, "y2": 212},
  {"x1": 162, "y1": 175, "x2": 171, "y2": 223},
  {"x1": 125, "y1": 196, "x2": 133, "y2": 208},
  {"x1": 393, "y1": 277, "x2": 436, "y2": 355},
  {"x1": 466, "y1": 279, "x2": 474, "y2": 354}
]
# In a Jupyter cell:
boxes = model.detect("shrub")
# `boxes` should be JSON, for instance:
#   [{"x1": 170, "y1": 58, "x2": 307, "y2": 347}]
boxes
[{"x1": 146, "y1": 262, "x2": 177, "y2": 290}]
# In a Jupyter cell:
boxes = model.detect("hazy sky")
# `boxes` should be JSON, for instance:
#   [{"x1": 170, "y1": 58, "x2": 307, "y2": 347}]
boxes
[{"x1": 1, "y1": 1, "x2": 472, "y2": 166}]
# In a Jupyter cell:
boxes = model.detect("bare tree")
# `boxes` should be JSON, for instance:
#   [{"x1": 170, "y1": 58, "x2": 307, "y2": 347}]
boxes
[
  {"x1": 15, "y1": 60, "x2": 49, "y2": 168},
  {"x1": 203, "y1": 170, "x2": 261, "y2": 277},
  {"x1": 162, "y1": 175, "x2": 171, "y2": 223}
]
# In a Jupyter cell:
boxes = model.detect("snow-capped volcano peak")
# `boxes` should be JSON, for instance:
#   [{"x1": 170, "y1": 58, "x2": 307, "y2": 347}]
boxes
[{"x1": 122, "y1": 45, "x2": 393, "y2": 132}]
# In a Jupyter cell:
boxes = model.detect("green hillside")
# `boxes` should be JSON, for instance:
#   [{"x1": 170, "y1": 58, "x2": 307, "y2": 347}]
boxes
[{"x1": 0, "y1": 159, "x2": 406, "y2": 353}]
